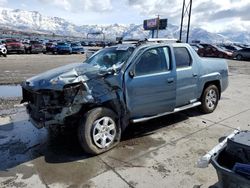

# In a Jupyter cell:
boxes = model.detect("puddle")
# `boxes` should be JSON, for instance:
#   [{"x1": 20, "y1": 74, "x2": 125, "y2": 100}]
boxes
[{"x1": 0, "y1": 85, "x2": 22, "y2": 98}]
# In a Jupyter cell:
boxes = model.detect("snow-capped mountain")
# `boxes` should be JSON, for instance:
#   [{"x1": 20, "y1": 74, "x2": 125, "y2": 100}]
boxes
[{"x1": 0, "y1": 7, "x2": 248, "y2": 43}]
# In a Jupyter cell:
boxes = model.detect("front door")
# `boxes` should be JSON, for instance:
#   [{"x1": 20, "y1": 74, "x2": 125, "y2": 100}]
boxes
[{"x1": 125, "y1": 46, "x2": 176, "y2": 118}]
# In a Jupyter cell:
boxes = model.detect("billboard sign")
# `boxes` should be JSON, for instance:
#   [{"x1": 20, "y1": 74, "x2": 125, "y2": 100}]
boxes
[
  {"x1": 146, "y1": 18, "x2": 158, "y2": 29},
  {"x1": 143, "y1": 18, "x2": 168, "y2": 30}
]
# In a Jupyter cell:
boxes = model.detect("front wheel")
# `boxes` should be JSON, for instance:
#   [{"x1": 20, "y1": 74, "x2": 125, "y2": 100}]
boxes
[
  {"x1": 78, "y1": 107, "x2": 121, "y2": 155},
  {"x1": 200, "y1": 85, "x2": 219, "y2": 113}
]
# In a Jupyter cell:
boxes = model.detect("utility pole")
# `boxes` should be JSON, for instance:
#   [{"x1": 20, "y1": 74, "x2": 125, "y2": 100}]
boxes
[
  {"x1": 179, "y1": 0, "x2": 193, "y2": 43},
  {"x1": 156, "y1": 14, "x2": 160, "y2": 38}
]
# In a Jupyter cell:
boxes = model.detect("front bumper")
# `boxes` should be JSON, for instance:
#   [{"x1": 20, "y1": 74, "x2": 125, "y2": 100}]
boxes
[
  {"x1": 72, "y1": 48, "x2": 84, "y2": 53},
  {"x1": 57, "y1": 48, "x2": 72, "y2": 54},
  {"x1": 22, "y1": 87, "x2": 82, "y2": 128},
  {"x1": 26, "y1": 103, "x2": 82, "y2": 128}
]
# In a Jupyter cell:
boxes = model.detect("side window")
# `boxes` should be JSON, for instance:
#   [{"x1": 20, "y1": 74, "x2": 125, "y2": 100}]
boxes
[
  {"x1": 173, "y1": 47, "x2": 192, "y2": 68},
  {"x1": 135, "y1": 47, "x2": 169, "y2": 76}
]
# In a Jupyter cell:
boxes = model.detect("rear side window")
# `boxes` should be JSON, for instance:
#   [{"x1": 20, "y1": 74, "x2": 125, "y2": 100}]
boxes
[
  {"x1": 135, "y1": 47, "x2": 169, "y2": 76},
  {"x1": 173, "y1": 47, "x2": 192, "y2": 68}
]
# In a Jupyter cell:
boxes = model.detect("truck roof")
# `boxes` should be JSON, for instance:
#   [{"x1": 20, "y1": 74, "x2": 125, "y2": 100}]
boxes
[{"x1": 112, "y1": 41, "x2": 190, "y2": 50}]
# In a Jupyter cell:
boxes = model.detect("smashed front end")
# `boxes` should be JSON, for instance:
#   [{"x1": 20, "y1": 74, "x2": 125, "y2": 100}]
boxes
[{"x1": 22, "y1": 82, "x2": 94, "y2": 129}]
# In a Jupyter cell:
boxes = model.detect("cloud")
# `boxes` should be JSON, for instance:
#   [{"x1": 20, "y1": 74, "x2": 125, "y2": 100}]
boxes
[
  {"x1": 126, "y1": 0, "x2": 250, "y2": 32},
  {"x1": 193, "y1": 1, "x2": 220, "y2": 13},
  {"x1": 0, "y1": 0, "x2": 7, "y2": 6},
  {"x1": 207, "y1": 5, "x2": 250, "y2": 21},
  {"x1": 38, "y1": 0, "x2": 112, "y2": 12},
  {"x1": 127, "y1": 0, "x2": 181, "y2": 19}
]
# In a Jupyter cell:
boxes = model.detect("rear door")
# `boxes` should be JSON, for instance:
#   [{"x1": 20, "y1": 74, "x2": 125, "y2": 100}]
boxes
[
  {"x1": 174, "y1": 47, "x2": 199, "y2": 107},
  {"x1": 125, "y1": 46, "x2": 176, "y2": 118}
]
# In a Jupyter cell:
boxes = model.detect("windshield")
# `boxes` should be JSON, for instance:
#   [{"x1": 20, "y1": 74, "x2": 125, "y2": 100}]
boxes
[{"x1": 85, "y1": 46, "x2": 134, "y2": 70}]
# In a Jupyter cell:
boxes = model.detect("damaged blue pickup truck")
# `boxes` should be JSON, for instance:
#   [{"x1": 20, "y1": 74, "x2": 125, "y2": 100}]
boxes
[{"x1": 21, "y1": 42, "x2": 228, "y2": 154}]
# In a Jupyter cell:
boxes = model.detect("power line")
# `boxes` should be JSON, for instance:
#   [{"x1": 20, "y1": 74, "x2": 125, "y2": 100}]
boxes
[{"x1": 179, "y1": 0, "x2": 193, "y2": 43}]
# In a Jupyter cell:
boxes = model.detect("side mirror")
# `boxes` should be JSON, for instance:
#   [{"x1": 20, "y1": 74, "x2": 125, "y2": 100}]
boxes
[{"x1": 129, "y1": 70, "x2": 135, "y2": 78}]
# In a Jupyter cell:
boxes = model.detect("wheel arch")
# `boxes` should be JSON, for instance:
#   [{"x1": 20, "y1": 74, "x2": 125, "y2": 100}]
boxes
[
  {"x1": 200, "y1": 80, "x2": 221, "y2": 100},
  {"x1": 77, "y1": 98, "x2": 128, "y2": 132}
]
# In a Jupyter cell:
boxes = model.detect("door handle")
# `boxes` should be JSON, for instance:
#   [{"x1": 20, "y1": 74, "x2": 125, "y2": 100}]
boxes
[
  {"x1": 167, "y1": 78, "x2": 174, "y2": 83},
  {"x1": 193, "y1": 73, "x2": 198, "y2": 77}
]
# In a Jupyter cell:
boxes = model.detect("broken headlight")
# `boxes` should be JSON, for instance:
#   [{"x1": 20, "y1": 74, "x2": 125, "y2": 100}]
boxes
[{"x1": 63, "y1": 83, "x2": 84, "y2": 105}]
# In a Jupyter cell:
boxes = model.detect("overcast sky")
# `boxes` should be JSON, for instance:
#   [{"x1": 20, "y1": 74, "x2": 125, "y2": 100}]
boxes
[{"x1": 0, "y1": 0, "x2": 249, "y2": 32}]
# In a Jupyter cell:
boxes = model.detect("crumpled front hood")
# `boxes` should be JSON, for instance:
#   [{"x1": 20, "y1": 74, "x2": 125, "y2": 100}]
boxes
[{"x1": 22, "y1": 63, "x2": 100, "y2": 91}]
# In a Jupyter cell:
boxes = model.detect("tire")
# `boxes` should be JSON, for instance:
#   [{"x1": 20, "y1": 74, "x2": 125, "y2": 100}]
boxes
[
  {"x1": 200, "y1": 85, "x2": 219, "y2": 113},
  {"x1": 236, "y1": 54, "x2": 242, "y2": 60},
  {"x1": 78, "y1": 107, "x2": 121, "y2": 155}
]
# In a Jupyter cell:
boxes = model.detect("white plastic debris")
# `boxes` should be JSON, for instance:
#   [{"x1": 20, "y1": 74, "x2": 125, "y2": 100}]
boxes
[{"x1": 197, "y1": 128, "x2": 240, "y2": 168}]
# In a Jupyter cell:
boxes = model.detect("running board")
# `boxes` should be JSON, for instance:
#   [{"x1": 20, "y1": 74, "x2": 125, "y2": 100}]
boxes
[{"x1": 131, "y1": 101, "x2": 201, "y2": 123}]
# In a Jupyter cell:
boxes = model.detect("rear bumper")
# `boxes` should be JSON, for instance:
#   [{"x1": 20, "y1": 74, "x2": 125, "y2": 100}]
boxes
[{"x1": 8, "y1": 48, "x2": 25, "y2": 53}]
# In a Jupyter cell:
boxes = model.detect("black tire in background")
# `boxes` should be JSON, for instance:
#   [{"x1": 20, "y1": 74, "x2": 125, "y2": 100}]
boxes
[
  {"x1": 200, "y1": 85, "x2": 219, "y2": 113},
  {"x1": 236, "y1": 54, "x2": 243, "y2": 60},
  {"x1": 78, "y1": 107, "x2": 121, "y2": 155}
]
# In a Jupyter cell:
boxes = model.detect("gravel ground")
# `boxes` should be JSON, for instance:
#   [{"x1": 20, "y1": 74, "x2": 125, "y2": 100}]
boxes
[{"x1": 0, "y1": 54, "x2": 85, "y2": 85}]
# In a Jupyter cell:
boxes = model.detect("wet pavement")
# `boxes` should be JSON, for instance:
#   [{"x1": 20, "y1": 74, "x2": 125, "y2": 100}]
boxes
[
  {"x1": 0, "y1": 85, "x2": 22, "y2": 98},
  {"x1": 0, "y1": 59, "x2": 250, "y2": 187}
]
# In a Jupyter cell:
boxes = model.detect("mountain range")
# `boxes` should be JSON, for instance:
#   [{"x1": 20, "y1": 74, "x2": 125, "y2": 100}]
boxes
[{"x1": 0, "y1": 7, "x2": 249, "y2": 43}]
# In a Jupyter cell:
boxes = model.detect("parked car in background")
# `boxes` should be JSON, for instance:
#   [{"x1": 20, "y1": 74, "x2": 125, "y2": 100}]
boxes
[
  {"x1": 190, "y1": 43, "x2": 203, "y2": 52},
  {"x1": 233, "y1": 48, "x2": 250, "y2": 60},
  {"x1": 23, "y1": 41, "x2": 31, "y2": 53},
  {"x1": 70, "y1": 42, "x2": 85, "y2": 54},
  {"x1": 45, "y1": 42, "x2": 57, "y2": 54},
  {"x1": 0, "y1": 41, "x2": 7, "y2": 57},
  {"x1": 81, "y1": 41, "x2": 89, "y2": 46},
  {"x1": 198, "y1": 44, "x2": 232, "y2": 58},
  {"x1": 88, "y1": 41, "x2": 97, "y2": 46},
  {"x1": 5, "y1": 38, "x2": 25, "y2": 54},
  {"x1": 21, "y1": 42, "x2": 229, "y2": 154},
  {"x1": 25, "y1": 40, "x2": 45, "y2": 54},
  {"x1": 218, "y1": 44, "x2": 242, "y2": 53},
  {"x1": 55, "y1": 42, "x2": 72, "y2": 54}
]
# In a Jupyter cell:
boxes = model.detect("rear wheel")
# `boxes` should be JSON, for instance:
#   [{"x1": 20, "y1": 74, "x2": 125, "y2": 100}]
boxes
[
  {"x1": 200, "y1": 85, "x2": 219, "y2": 113},
  {"x1": 236, "y1": 54, "x2": 243, "y2": 60},
  {"x1": 78, "y1": 107, "x2": 121, "y2": 155}
]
